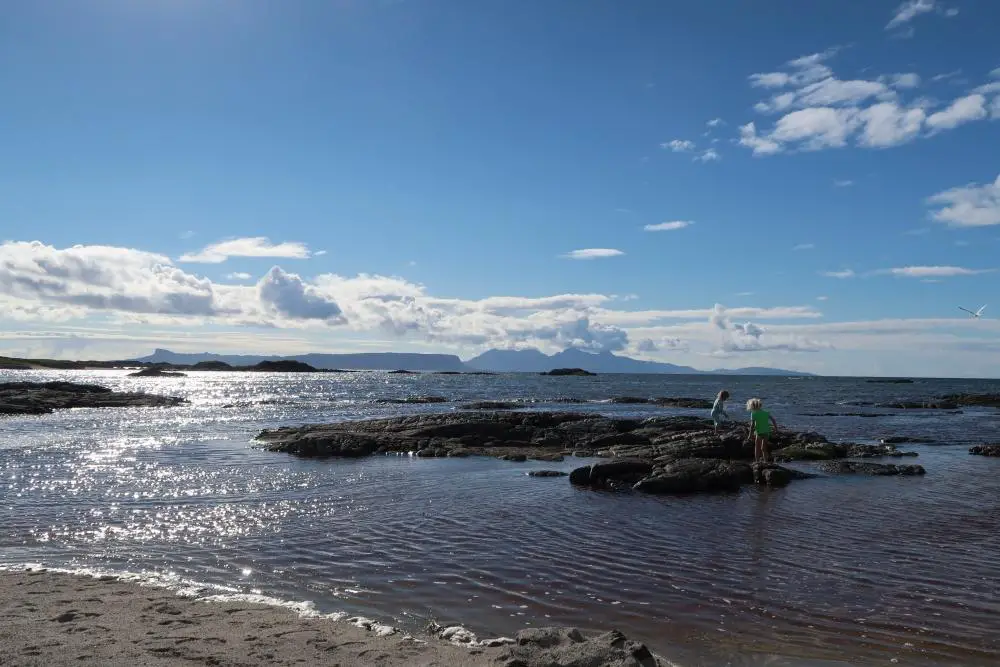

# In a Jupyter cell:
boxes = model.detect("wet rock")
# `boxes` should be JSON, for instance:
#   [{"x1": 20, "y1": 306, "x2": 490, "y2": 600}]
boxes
[
  {"x1": 529, "y1": 453, "x2": 564, "y2": 462},
  {"x1": 0, "y1": 381, "x2": 186, "y2": 416},
  {"x1": 528, "y1": 470, "x2": 568, "y2": 477},
  {"x1": 845, "y1": 443, "x2": 918, "y2": 458},
  {"x1": 771, "y1": 443, "x2": 844, "y2": 462},
  {"x1": 633, "y1": 459, "x2": 748, "y2": 494},
  {"x1": 969, "y1": 444, "x2": 1000, "y2": 457},
  {"x1": 501, "y1": 454, "x2": 528, "y2": 462},
  {"x1": 880, "y1": 436, "x2": 935, "y2": 444},
  {"x1": 801, "y1": 412, "x2": 891, "y2": 418},
  {"x1": 941, "y1": 393, "x2": 1000, "y2": 408},
  {"x1": 378, "y1": 396, "x2": 448, "y2": 404},
  {"x1": 460, "y1": 401, "x2": 521, "y2": 410},
  {"x1": 866, "y1": 378, "x2": 914, "y2": 384},
  {"x1": 816, "y1": 461, "x2": 926, "y2": 476},
  {"x1": 610, "y1": 396, "x2": 650, "y2": 404},
  {"x1": 651, "y1": 397, "x2": 713, "y2": 409},
  {"x1": 570, "y1": 459, "x2": 653, "y2": 488},
  {"x1": 498, "y1": 627, "x2": 665, "y2": 667},
  {"x1": 751, "y1": 463, "x2": 816, "y2": 487}
]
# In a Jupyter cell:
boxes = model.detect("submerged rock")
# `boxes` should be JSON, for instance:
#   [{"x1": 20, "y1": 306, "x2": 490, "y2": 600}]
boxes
[
  {"x1": 633, "y1": 459, "x2": 747, "y2": 494},
  {"x1": 876, "y1": 400, "x2": 959, "y2": 410},
  {"x1": 528, "y1": 470, "x2": 568, "y2": 477},
  {"x1": 377, "y1": 396, "x2": 448, "y2": 404},
  {"x1": 969, "y1": 444, "x2": 1000, "y2": 457},
  {"x1": 610, "y1": 396, "x2": 713, "y2": 409},
  {"x1": 460, "y1": 401, "x2": 522, "y2": 410},
  {"x1": 941, "y1": 393, "x2": 1000, "y2": 408},
  {"x1": 0, "y1": 381, "x2": 186, "y2": 416},
  {"x1": 816, "y1": 461, "x2": 926, "y2": 476},
  {"x1": 880, "y1": 436, "x2": 935, "y2": 444}
]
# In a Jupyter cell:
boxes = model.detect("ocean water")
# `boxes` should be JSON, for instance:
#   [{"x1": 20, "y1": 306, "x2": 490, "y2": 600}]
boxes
[{"x1": 2, "y1": 369, "x2": 1000, "y2": 666}]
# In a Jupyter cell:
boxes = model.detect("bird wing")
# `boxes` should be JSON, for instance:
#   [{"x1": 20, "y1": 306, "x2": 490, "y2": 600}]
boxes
[
  {"x1": 977, "y1": 305, "x2": 987, "y2": 316},
  {"x1": 959, "y1": 307, "x2": 976, "y2": 315}
]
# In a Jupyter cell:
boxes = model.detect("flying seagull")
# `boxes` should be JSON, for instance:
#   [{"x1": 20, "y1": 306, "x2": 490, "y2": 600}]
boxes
[{"x1": 959, "y1": 304, "x2": 987, "y2": 318}]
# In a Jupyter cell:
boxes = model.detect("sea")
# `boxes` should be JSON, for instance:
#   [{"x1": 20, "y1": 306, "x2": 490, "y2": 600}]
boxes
[{"x1": 2, "y1": 369, "x2": 999, "y2": 666}]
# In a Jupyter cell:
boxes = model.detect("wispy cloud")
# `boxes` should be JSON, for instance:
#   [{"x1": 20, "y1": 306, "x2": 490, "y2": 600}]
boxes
[
  {"x1": 821, "y1": 269, "x2": 856, "y2": 278},
  {"x1": 706, "y1": 118, "x2": 724, "y2": 128},
  {"x1": 561, "y1": 248, "x2": 625, "y2": 260},
  {"x1": 179, "y1": 230, "x2": 196, "y2": 240},
  {"x1": 226, "y1": 272, "x2": 252, "y2": 281},
  {"x1": 644, "y1": 221, "x2": 694, "y2": 232},
  {"x1": 927, "y1": 174, "x2": 1000, "y2": 227},
  {"x1": 931, "y1": 69, "x2": 963, "y2": 82},
  {"x1": 793, "y1": 243, "x2": 816, "y2": 251},
  {"x1": 926, "y1": 94, "x2": 987, "y2": 130},
  {"x1": 180, "y1": 237, "x2": 312, "y2": 263},
  {"x1": 694, "y1": 148, "x2": 721, "y2": 162},
  {"x1": 886, "y1": 0, "x2": 936, "y2": 30},
  {"x1": 661, "y1": 139, "x2": 695, "y2": 152},
  {"x1": 880, "y1": 265, "x2": 992, "y2": 278},
  {"x1": 314, "y1": 250, "x2": 328, "y2": 256},
  {"x1": 817, "y1": 296, "x2": 829, "y2": 301},
  {"x1": 834, "y1": 179, "x2": 854, "y2": 187}
]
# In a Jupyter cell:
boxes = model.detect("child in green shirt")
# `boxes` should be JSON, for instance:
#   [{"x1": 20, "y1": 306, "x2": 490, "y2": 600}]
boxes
[{"x1": 745, "y1": 397, "x2": 779, "y2": 463}]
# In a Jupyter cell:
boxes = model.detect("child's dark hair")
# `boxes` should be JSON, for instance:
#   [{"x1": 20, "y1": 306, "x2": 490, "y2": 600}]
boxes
[{"x1": 717, "y1": 390, "x2": 730, "y2": 400}]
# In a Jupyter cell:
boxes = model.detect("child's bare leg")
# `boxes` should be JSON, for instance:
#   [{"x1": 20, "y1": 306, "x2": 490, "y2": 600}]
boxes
[{"x1": 761, "y1": 437, "x2": 770, "y2": 463}]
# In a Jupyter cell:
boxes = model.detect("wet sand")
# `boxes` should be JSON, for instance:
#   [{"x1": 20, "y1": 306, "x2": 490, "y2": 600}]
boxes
[{"x1": 0, "y1": 570, "x2": 669, "y2": 667}]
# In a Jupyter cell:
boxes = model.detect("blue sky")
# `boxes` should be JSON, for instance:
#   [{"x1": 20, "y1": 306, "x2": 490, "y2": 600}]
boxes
[{"x1": 1, "y1": 0, "x2": 998, "y2": 376}]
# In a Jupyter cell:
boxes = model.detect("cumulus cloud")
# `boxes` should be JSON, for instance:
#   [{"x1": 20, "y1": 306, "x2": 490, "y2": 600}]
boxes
[
  {"x1": 927, "y1": 174, "x2": 1000, "y2": 227},
  {"x1": 694, "y1": 148, "x2": 721, "y2": 162},
  {"x1": 662, "y1": 139, "x2": 695, "y2": 152},
  {"x1": 710, "y1": 305, "x2": 827, "y2": 354},
  {"x1": 561, "y1": 248, "x2": 625, "y2": 260},
  {"x1": 179, "y1": 237, "x2": 311, "y2": 263},
  {"x1": 739, "y1": 51, "x2": 991, "y2": 155},
  {"x1": 257, "y1": 267, "x2": 344, "y2": 321},
  {"x1": 644, "y1": 221, "x2": 694, "y2": 232}
]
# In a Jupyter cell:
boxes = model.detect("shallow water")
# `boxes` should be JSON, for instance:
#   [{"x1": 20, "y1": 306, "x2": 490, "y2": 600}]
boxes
[{"x1": 2, "y1": 370, "x2": 1000, "y2": 666}]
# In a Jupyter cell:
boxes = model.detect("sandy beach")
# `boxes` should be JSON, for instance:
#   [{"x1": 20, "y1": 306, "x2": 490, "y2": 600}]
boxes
[{"x1": 0, "y1": 570, "x2": 667, "y2": 666}]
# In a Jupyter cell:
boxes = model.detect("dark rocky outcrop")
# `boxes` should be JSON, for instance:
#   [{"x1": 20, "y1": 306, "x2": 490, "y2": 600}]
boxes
[
  {"x1": 866, "y1": 378, "x2": 914, "y2": 384},
  {"x1": 496, "y1": 627, "x2": 665, "y2": 667},
  {"x1": 528, "y1": 470, "x2": 568, "y2": 477},
  {"x1": 541, "y1": 368, "x2": 596, "y2": 376},
  {"x1": 816, "y1": 461, "x2": 926, "y2": 476},
  {"x1": 191, "y1": 360, "x2": 234, "y2": 371},
  {"x1": 251, "y1": 360, "x2": 318, "y2": 373},
  {"x1": 969, "y1": 444, "x2": 1000, "y2": 457},
  {"x1": 875, "y1": 400, "x2": 960, "y2": 410},
  {"x1": 0, "y1": 381, "x2": 186, "y2": 416},
  {"x1": 378, "y1": 396, "x2": 448, "y2": 404},
  {"x1": 128, "y1": 367, "x2": 186, "y2": 377},
  {"x1": 801, "y1": 412, "x2": 891, "y2": 418},
  {"x1": 257, "y1": 411, "x2": 925, "y2": 494},
  {"x1": 389, "y1": 369, "x2": 416, "y2": 374}
]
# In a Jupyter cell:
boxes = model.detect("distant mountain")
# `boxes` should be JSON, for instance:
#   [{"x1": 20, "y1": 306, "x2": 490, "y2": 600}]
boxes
[
  {"x1": 465, "y1": 348, "x2": 812, "y2": 376},
  {"x1": 135, "y1": 348, "x2": 467, "y2": 372}
]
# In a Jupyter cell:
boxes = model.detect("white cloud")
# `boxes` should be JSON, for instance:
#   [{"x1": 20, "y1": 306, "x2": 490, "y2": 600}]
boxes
[
  {"x1": 179, "y1": 230, "x2": 196, "y2": 240},
  {"x1": 227, "y1": 272, "x2": 252, "y2": 281},
  {"x1": 886, "y1": 0, "x2": 936, "y2": 29},
  {"x1": 739, "y1": 51, "x2": 993, "y2": 155},
  {"x1": 932, "y1": 70, "x2": 963, "y2": 82},
  {"x1": 314, "y1": 250, "x2": 328, "y2": 256},
  {"x1": 644, "y1": 221, "x2": 694, "y2": 232},
  {"x1": 857, "y1": 102, "x2": 926, "y2": 147},
  {"x1": 793, "y1": 243, "x2": 816, "y2": 251},
  {"x1": 180, "y1": 237, "x2": 311, "y2": 263},
  {"x1": 817, "y1": 296, "x2": 829, "y2": 301},
  {"x1": 822, "y1": 269, "x2": 856, "y2": 278},
  {"x1": 886, "y1": 73, "x2": 921, "y2": 89},
  {"x1": 694, "y1": 148, "x2": 720, "y2": 162},
  {"x1": 881, "y1": 265, "x2": 991, "y2": 278},
  {"x1": 927, "y1": 175, "x2": 1000, "y2": 227},
  {"x1": 706, "y1": 118, "x2": 724, "y2": 127},
  {"x1": 991, "y1": 67, "x2": 1000, "y2": 79},
  {"x1": 992, "y1": 96, "x2": 1000, "y2": 120},
  {"x1": 739, "y1": 122, "x2": 783, "y2": 155},
  {"x1": 834, "y1": 179, "x2": 854, "y2": 187},
  {"x1": 770, "y1": 107, "x2": 859, "y2": 150},
  {"x1": 561, "y1": 248, "x2": 625, "y2": 260},
  {"x1": 258, "y1": 267, "x2": 344, "y2": 321},
  {"x1": 973, "y1": 82, "x2": 1000, "y2": 95},
  {"x1": 926, "y1": 94, "x2": 987, "y2": 130},
  {"x1": 662, "y1": 139, "x2": 695, "y2": 152},
  {"x1": 710, "y1": 305, "x2": 829, "y2": 354}
]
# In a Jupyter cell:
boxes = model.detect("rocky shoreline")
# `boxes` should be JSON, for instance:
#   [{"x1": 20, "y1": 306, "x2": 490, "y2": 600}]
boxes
[
  {"x1": 0, "y1": 570, "x2": 669, "y2": 667},
  {"x1": 256, "y1": 411, "x2": 929, "y2": 493},
  {"x1": 0, "y1": 381, "x2": 186, "y2": 416}
]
